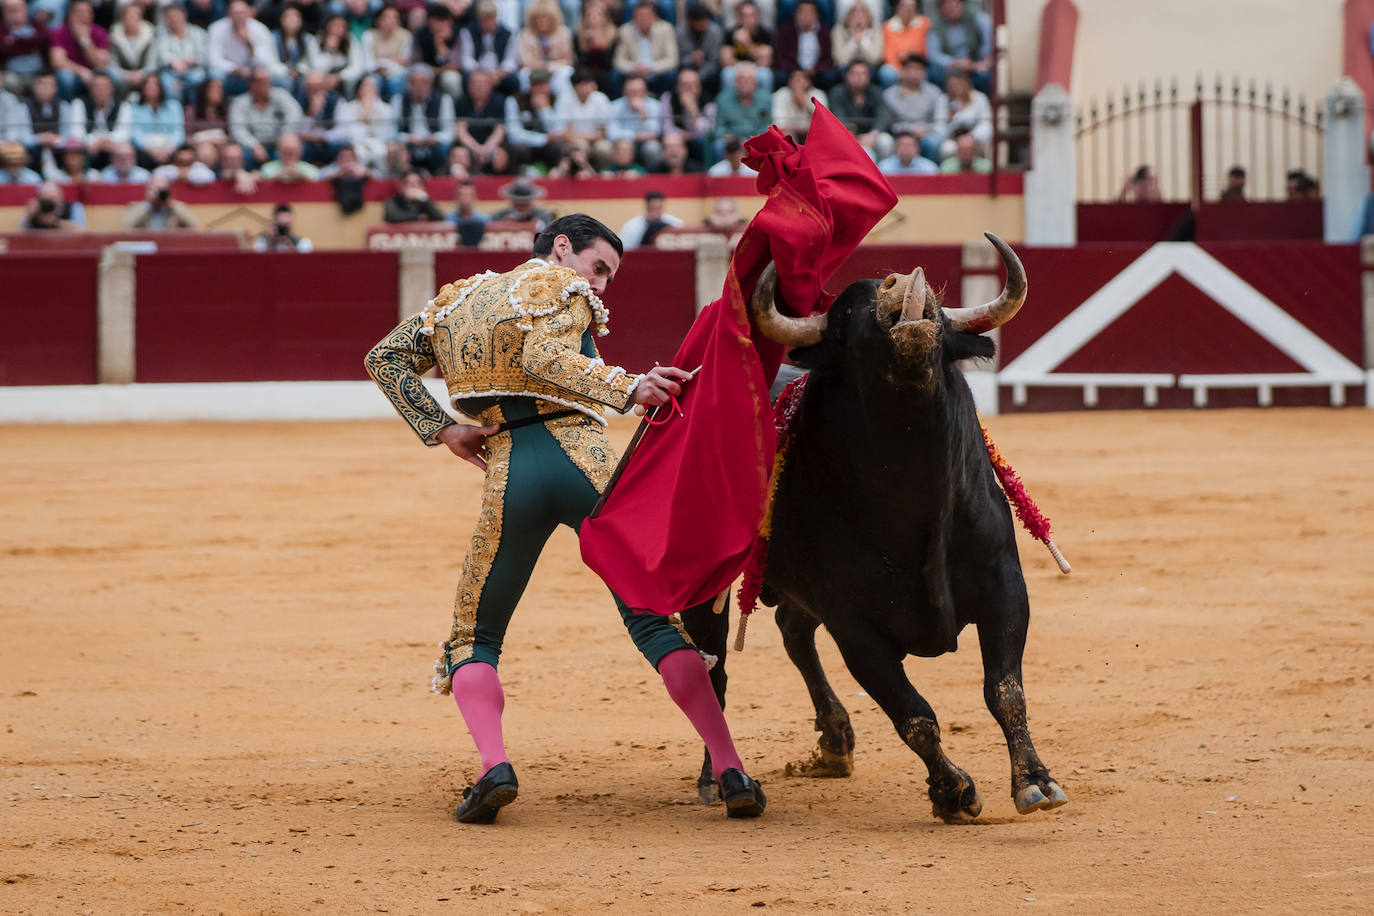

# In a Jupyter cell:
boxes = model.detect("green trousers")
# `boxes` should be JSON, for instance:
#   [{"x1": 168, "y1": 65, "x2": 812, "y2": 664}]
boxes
[{"x1": 444, "y1": 398, "x2": 695, "y2": 676}]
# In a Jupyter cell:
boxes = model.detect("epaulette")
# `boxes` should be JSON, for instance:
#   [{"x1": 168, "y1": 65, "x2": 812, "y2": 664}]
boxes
[
  {"x1": 509, "y1": 260, "x2": 612, "y2": 337},
  {"x1": 418, "y1": 269, "x2": 497, "y2": 337}
]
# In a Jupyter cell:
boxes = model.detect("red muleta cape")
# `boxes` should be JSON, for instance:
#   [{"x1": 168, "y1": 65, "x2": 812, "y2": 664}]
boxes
[{"x1": 580, "y1": 103, "x2": 897, "y2": 614}]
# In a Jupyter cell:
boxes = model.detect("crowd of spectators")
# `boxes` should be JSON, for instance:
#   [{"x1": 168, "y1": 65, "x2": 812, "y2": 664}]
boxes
[{"x1": 0, "y1": 0, "x2": 998, "y2": 192}]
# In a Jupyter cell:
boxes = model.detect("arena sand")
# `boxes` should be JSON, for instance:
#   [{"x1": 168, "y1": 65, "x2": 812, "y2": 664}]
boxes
[{"x1": 2, "y1": 409, "x2": 1372, "y2": 914}]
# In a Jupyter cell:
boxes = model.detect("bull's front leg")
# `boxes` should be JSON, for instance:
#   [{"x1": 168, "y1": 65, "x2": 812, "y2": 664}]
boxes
[
  {"x1": 826, "y1": 620, "x2": 982, "y2": 823},
  {"x1": 776, "y1": 603, "x2": 854, "y2": 777},
  {"x1": 681, "y1": 597, "x2": 731, "y2": 803},
  {"x1": 975, "y1": 585, "x2": 1068, "y2": 815}
]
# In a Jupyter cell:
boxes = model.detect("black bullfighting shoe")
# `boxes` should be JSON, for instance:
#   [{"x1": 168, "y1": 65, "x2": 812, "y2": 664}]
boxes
[
  {"x1": 718, "y1": 768, "x2": 766, "y2": 818},
  {"x1": 454, "y1": 762, "x2": 519, "y2": 824}
]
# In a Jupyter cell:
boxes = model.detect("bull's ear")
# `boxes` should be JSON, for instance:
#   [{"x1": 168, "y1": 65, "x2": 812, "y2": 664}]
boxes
[{"x1": 944, "y1": 330, "x2": 997, "y2": 363}]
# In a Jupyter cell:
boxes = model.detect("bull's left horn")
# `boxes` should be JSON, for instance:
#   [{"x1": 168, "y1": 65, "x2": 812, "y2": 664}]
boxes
[
  {"x1": 942, "y1": 232, "x2": 1028, "y2": 333},
  {"x1": 750, "y1": 261, "x2": 828, "y2": 348}
]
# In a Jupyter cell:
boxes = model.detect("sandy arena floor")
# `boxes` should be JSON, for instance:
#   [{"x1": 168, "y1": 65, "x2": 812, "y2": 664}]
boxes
[{"x1": 2, "y1": 408, "x2": 1373, "y2": 914}]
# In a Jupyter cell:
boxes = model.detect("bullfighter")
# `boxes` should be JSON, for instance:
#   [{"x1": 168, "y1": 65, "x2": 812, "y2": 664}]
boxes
[{"x1": 363, "y1": 213, "x2": 767, "y2": 824}]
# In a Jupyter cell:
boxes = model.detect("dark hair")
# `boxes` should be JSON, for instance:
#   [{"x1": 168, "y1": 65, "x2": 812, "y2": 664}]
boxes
[
  {"x1": 1132, "y1": 164, "x2": 1152, "y2": 183},
  {"x1": 686, "y1": 3, "x2": 710, "y2": 20},
  {"x1": 644, "y1": 190, "x2": 665, "y2": 202},
  {"x1": 274, "y1": 202, "x2": 293, "y2": 214},
  {"x1": 895, "y1": 130, "x2": 918, "y2": 143},
  {"x1": 195, "y1": 77, "x2": 227, "y2": 118},
  {"x1": 174, "y1": 143, "x2": 195, "y2": 156},
  {"x1": 571, "y1": 67, "x2": 594, "y2": 85},
  {"x1": 950, "y1": 124, "x2": 972, "y2": 139},
  {"x1": 900, "y1": 52, "x2": 929, "y2": 69},
  {"x1": 787, "y1": 67, "x2": 810, "y2": 84},
  {"x1": 426, "y1": 3, "x2": 453, "y2": 20},
  {"x1": 1228, "y1": 165, "x2": 1246, "y2": 179},
  {"x1": 723, "y1": 137, "x2": 741, "y2": 155},
  {"x1": 796, "y1": 0, "x2": 820, "y2": 11},
  {"x1": 533, "y1": 214, "x2": 623, "y2": 258}
]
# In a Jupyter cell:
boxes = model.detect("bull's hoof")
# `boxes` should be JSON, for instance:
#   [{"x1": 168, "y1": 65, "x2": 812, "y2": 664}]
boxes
[
  {"x1": 930, "y1": 770, "x2": 982, "y2": 823},
  {"x1": 784, "y1": 746, "x2": 854, "y2": 778},
  {"x1": 698, "y1": 780, "x2": 721, "y2": 804},
  {"x1": 931, "y1": 787, "x2": 982, "y2": 823},
  {"x1": 1014, "y1": 780, "x2": 1068, "y2": 814}
]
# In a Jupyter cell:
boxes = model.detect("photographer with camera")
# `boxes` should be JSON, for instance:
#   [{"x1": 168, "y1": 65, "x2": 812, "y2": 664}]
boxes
[
  {"x1": 22, "y1": 181, "x2": 87, "y2": 230},
  {"x1": 122, "y1": 173, "x2": 198, "y2": 229},
  {"x1": 252, "y1": 202, "x2": 313, "y2": 252}
]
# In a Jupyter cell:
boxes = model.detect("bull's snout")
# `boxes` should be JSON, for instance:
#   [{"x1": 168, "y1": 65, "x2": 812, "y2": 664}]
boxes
[{"x1": 877, "y1": 268, "x2": 934, "y2": 329}]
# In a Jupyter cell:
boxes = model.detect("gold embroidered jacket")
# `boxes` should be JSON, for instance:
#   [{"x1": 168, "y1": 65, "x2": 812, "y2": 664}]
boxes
[{"x1": 364, "y1": 259, "x2": 640, "y2": 444}]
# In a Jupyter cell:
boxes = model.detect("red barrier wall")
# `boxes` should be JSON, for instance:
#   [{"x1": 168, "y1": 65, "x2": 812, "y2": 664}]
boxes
[
  {"x1": 1000, "y1": 242, "x2": 1365, "y2": 410},
  {"x1": 435, "y1": 249, "x2": 697, "y2": 372},
  {"x1": 0, "y1": 254, "x2": 99, "y2": 386},
  {"x1": 134, "y1": 252, "x2": 399, "y2": 382}
]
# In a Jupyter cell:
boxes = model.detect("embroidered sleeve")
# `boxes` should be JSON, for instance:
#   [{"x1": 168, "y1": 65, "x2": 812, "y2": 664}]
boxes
[
  {"x1": 521, "y1": 295, "x2": 638, "y2": 411},
  {"x1": 364, "y1": 313, "x2": 455, "y2": 446}
]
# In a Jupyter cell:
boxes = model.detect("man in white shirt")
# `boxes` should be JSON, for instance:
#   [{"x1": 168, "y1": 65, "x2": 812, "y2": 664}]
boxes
[
  {"x1": 619, "y1": 189, "x2": 683, "y2": 249},
  {"x1": 606, "y1": 75, "x2": 662, "y2": 171},
  {"x1": 206, "y1": 0, "x2": 286, "y2": 94},
  {"x1": 550, "y1": 68, "x2": 612, "y2": 167}
]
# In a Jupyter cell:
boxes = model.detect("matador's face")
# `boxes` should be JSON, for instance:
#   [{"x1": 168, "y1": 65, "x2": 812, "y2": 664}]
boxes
[{"x1": 550, "y1": 236, "x2": 620, "y2": 297}]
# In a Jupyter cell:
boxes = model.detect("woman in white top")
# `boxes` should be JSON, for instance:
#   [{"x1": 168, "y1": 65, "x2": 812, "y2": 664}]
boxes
[
  {"x1": 939, "y1": 66, "x2": 991, "y2": 158},
  {"x1": 771, "y1": 68, "x2": 826, "y2": 141},
  {"x1": 831, "y1": 3, "x2": 888, "y2": 85},
  {"x1": 335, "y1": 74, "x2": 393, "y2": 172},
  {"x1": 313, "y1": 14, "x2": 366, "y2": 98},
  {"x1": 109, "y1": 1, "x2": 157, "y2": 89},
  {"x1": 276, "y1": 4, "x2": 321, "y2": 96},
  {"x1": 361, "y1": 6, "x2": 413, "y2": 100}
]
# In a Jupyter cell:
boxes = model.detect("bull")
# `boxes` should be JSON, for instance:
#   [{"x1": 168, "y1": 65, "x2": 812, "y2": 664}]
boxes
[{"x1": 683, "y1": 233, "x2": 1067, "y2": 821}]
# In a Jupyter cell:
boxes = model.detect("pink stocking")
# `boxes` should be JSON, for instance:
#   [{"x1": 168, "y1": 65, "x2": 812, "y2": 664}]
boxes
[
  {"x1": 450, "y1": 662, "x2": 508, "y2": 777},
  {"x1": 657, "y1": 648, "x2": 744, "y2": 779}
]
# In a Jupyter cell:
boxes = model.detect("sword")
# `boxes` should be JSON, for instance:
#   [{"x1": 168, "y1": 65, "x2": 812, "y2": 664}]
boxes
[{"x1": 587, "y1": 365, "x2": 701, "y2": 519}]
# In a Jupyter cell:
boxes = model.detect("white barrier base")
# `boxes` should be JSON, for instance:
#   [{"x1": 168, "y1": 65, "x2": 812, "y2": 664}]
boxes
[{"x1": 0, "y1": 380, "x2": 458, "y2": 424}]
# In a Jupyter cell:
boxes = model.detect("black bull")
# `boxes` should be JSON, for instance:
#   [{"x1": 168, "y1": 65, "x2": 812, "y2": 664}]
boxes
[{"x1": 681, "y1": 234, "x2": 1068, "y2": 821}]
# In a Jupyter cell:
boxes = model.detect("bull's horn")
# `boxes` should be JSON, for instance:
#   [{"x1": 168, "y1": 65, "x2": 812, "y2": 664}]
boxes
[
  {"x1": 942, "y1": 232, "x2": 1028, "y2": 333},
  {"x1": 749, "y1": 261, "x2": 827, "y2": 347}
]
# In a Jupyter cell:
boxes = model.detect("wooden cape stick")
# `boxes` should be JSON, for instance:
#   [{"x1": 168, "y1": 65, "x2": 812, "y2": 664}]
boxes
[{"x1": 587, "y1": 365, "x2": 702, "y2": 520}]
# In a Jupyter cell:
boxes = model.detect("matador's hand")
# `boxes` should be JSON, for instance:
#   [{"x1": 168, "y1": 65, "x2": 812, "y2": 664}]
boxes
[
  {"x1": 632, "y1": 366, "x2": 691, "y2": 408},
  {"x1": 437, "y1": 423, "x2": 500, "y2": 471}
]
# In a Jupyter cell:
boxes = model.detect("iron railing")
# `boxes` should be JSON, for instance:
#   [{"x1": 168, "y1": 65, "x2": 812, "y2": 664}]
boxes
[{"x1": 1075, "y1": 75, "x2": 1324, "y2": 203}]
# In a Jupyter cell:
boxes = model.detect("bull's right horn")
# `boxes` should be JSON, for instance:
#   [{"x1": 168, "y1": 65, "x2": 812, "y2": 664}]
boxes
[{"x1": 749, "y1": 262, "x2": 828, "y2": 348}]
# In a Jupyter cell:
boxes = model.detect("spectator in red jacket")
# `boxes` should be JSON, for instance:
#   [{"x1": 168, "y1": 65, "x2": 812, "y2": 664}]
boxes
[
  {"x1": 48, "y1": 0, "x2": 111, "y2": 100},
  {"x1": 774, "y1": 0, "x2": 836, "y2": 90},
  {"x1": 0, "y1": 0, "x2": 52, "y2": 95}
]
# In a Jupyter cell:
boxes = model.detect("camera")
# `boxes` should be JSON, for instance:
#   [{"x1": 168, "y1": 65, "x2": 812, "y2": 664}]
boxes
[
  {"x1": 37, "y1": 197, "x2": 57, "y2": 215},
  {"x1": 156, "y1": 187, "x2": 170, "y2": 203}
]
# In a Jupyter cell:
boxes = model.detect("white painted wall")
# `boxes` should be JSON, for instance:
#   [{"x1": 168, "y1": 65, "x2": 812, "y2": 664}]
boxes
[{"x1": 1006, "y1": 0, "x2": 1348, "y2": 105}]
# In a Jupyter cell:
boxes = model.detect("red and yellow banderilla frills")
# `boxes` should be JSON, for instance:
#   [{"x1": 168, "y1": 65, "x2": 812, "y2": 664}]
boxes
[{"x1": 735, "y1": 380, "x2": 1071, "y2": 651}]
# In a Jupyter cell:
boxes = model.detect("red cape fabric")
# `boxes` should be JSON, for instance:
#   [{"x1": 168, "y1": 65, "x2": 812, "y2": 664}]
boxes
[{"x1": 580, "y1": 103, "x2": 897, "y2": 614}]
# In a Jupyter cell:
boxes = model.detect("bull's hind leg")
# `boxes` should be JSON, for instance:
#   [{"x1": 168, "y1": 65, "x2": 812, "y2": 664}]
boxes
[
  {"x1": 681, "y1": 598, "x2": 731, "y2": 803},
  {"x1": 825, "y1": 622, "x2": 981, "y2": 822},
  {"x1": 976, "y1": 591, "x2": 1068, "y2": 814},
  {"x1": 776, "y1": 603, "x2": 854, "y2": 777}
]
